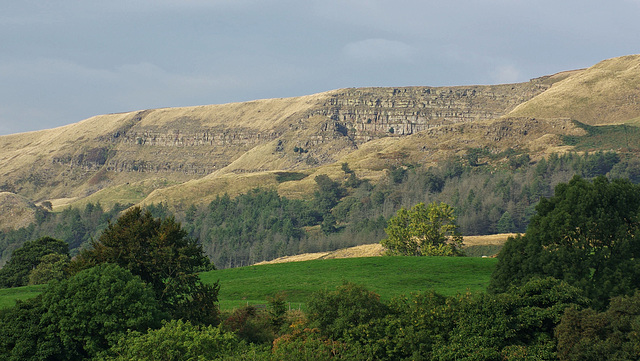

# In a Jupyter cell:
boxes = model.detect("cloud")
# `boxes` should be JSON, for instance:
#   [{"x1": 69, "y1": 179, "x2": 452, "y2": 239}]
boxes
[{"x1": 343, "y1": 39, "x2": 416, "y2": 64}]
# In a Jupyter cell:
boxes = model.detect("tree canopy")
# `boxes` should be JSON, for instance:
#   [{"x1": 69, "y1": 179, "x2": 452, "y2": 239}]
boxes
[
  {"x1": 489, "y1": 176, "x2": 640, "y2": 309},
  {"x1": 0, "y1": 264, "x2": 164, "y2": 361},
  {"x1": 69, "y1": 207, "x2": 220, "y2": 324},
  {"x1": 0, "y1": 236, "x2": 68, "y2": 288},
  {"x1": 381, "y1": 202, "x2": 463, "y2": 256}
]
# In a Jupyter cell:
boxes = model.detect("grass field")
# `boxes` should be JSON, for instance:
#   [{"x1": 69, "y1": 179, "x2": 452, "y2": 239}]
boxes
[
  {"x1": 0, "y1": 284, "x2": 47, "y2": 309},
  {"x1": 207, "y1": 256, "x2": 498, "y2": 310},
  {"x1": 0, "y1": 256, "x2": 498, "y2": 311}
]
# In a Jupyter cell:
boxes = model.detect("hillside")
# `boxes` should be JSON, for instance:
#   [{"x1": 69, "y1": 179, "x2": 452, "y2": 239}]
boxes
[
  {"x1": 1, "y1": 55, "x2": 639, "y2": 222},
  {"x1": 253, "y1": 233, "x2": 515, "y2": 265},
  {"x1": 0, "y1": 193, "x2": 38, "y2": 232}
]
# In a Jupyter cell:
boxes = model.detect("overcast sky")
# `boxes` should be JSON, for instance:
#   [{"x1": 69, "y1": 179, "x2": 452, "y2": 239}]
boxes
[{"x1": 1, "y1": 0, "x2": 639, "y2": 135}]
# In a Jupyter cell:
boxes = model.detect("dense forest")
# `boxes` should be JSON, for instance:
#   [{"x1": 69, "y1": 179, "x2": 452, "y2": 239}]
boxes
[{"x1": 2, "y1": 150, "x2": 639, "y2": 269}]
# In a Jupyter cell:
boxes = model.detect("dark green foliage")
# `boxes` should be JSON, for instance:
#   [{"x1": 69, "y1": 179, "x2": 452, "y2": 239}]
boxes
[
  {"x1": 0, "y1": 264, "x2": 163, "y2": 361},
  {"x1": 320, "y1": 212, "x2": 338, "y2": 234},
  {"x1": 313, "y1": 174, "x2": 347, "y2": 212},
  {"x1": 389, "y1": 165, "x2": 407, "y2": 183},
  {"x1": 341, "y1": 162, "x2": 354, "y2": 174},
  {"x1": 490, "y1": 176, "x2": 640, "y2": 309},
  {"x1": 347, "y1": 290, "x2": 453, "y2": 360},
  {"x1": 496, "y1": 211, "x2": 517, "y2": 233},
  {"x1": 267, "y1": 292, "x2": 288, "y2": 331},
  {"x1": 97, "y1": 319, "x2": 238, "y2": 361},
  {"x1": 508, "y1": 153, "x2": 531, "y2": 170},
  {"x1": 223, "y1": 305, "x2": 275, "y2": 344},
  {"x1": 307, "y1": 282, "x2": 390, "y2": 340},
  {"x1": 302, "y1": 277, "x2": 586, "y2": 360},
  {"x1": 430, "y1": 278, "x2": 587, "y2": 361},
  {"x1": 27, "y1": 252, "x2": 69, "y2": 285},
  {"x1": 189, "y1": 189, "x2": 319, "y2": 268},
  {"x1": 40, "y1": 264, "x2": 164, "y2": 360},
  {"x1": 275, "y1": 171, "x2": 308, "y2": 183},
  {"x1": 70, "y1": 207, "x2": 220, "y2": 324},
  {"x1": 344, "y1": 172, "x2": 363, "y2": 188},
  {"x1": 0, "y1": 202, "x2": 128, "y2": 266},
  {"x1": 0, "y1": 297, "x2": 48, "y2": 361},
  {"x1": 556, "y1": 291, "x2": 640, "y2": 361},
  {"x1": 608, "y1": 157, "x2": 640, "y2": 183},
  {"x1": 0, "y1": 236, "x2": 68, "y2": 288},
  {"x1": 466, "y1": 147, "x2": 490, "y2": 167}
]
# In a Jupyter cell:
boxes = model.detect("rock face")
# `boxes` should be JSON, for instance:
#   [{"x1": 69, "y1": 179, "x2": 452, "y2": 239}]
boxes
[{"x1": 316, "y1": 82, "x2": 550, "y2": 140}]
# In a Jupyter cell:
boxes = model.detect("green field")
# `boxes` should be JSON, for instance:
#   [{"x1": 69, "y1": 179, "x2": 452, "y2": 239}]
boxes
[
  {"x1": 0, "y1": 284, "x2": 47, "y2": 309},
  {"x1": 0, "y1": 256, "x2": 497, "y2": 311},
  {"x1": 208, "y1": 256, "x2": 498, "y2": 310}
]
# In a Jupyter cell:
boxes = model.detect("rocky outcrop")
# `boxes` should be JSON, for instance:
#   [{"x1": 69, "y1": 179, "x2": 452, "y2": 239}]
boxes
[{"x1": 311, "y1": 82, "x2": 550, "y2": 141}]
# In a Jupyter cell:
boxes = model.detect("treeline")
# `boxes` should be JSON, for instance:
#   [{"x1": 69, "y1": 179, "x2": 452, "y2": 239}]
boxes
[
  {"x1": 1, "y1": 150, "x2": 639, "y2": 268},
  {"x1": 0, "y1": 203, "x2": 129, "y2": 266},
  {"x1": 178, "y1": 150, "x2": 639, "y2": 267}
]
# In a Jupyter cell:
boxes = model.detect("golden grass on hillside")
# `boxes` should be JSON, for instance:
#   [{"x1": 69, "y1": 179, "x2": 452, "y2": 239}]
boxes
[
  {"x1": 254, "y1": 234, "x2": 515, "y2": 265},
  {"x1": 508, "y1": 55, "x2": 640, "y2": 125},
  {"x1": 0, "y1": 192, "x2": 38, "y2": 231}
]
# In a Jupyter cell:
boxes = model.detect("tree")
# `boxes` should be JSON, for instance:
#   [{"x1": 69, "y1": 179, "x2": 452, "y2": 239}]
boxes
[
  {"x1": 96, "y1": 319, "x2": 238, "y2": 361},
  {"x1": 381, "y1": 202, "x2": 463, "y2": 256},
  {"x1": 555, "y1": 291, "x2": 640, "y2": 361},
  {"x1": 307, "y1": 282, "x2": 390, "y2": 340},
  {"x1": 0, "y1": 264, "x2": 164, "y2": 361},
  {"x1": 0, "y1": 236, "x2": 68, "y2": 288},
  {"x1": 27, "y1": 253, "x2": 69, "y2": 285},
  {"x1": 313, "y1": 174, "x2": 346, "y2": 213},
  {"x1": 69, "y1": 207, "x2": 220, "y2": 324},
  {"x1": 432, "y1": 277, "x2": 588, "y2": 361},
  {"x1": 489, "y1": 176, "x2": 640, "y2": 309},
  {"x1": 496, "y1": 211, "x2": 516, "y2": 233}
]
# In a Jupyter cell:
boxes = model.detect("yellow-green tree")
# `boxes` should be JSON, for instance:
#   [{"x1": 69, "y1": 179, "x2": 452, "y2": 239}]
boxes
[{"x1": 381, "y1": 202, "x2": 463, "y2": 256}]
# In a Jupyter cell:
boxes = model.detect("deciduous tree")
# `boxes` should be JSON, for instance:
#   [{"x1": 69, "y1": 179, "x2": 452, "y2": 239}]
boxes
[
  {"x1": 381, "y1": 202, "x2": 463, "y2": 256},
  {"x1": 489, "y1": 176, "x2": 640, "y2": 309},
  {"x1": 0, "y1": 264, "x2": 163, "y2": 361},
  {"x1": 0, "y1": 236, "x2": 68, "y2": 288},
  {"x1": 69, "y1": 207, "x2": 220, "y2": 324}
]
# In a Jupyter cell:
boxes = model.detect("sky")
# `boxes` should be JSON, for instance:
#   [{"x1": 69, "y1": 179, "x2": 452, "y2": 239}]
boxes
[{"x1": 1, "y1": 0, "x2": 639, "y2": 135}]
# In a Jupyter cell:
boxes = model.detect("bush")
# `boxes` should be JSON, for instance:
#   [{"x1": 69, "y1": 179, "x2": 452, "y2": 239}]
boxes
[
  {"x1": 306, "y1": 282, "x2": 390, "y2": 340},
  {"x1": 97, "y1": 319, "x2": 238, "y2": 361}
]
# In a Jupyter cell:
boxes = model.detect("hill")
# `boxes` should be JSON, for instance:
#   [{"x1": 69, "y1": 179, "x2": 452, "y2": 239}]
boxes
[
  {"x1": 1, "y1": 54, "x2": 639, "y2": 265},
  {"x1": 0, "y1": 192, "x2": 39, "y2": 232},
  {"x1": 0, "y1": 63, "x2": 593, "y2": 209}
]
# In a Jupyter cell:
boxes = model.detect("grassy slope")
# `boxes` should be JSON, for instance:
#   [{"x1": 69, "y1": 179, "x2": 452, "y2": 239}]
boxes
[
  {"x1": 508, "y1": 55, "x2": 640, "y2": 125},
  {"x1": 0, "y1": 256, "x2": 497, "y2": 311}
]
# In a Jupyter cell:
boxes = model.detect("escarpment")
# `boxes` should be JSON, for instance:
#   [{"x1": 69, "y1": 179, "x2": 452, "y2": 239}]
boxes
[
  {"x1": 4, "y1": 54, "x2": 640, "y2": 207},
  {"x1": 0, "y1": 78, "x2": 558, "y2": 202}
]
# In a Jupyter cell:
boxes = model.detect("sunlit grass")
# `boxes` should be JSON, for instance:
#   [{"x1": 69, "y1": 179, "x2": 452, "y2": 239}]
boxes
[
  {"x1": 0, "y1": 256, "x2": 498, "y2": 311},
  {"x1": 206, "y1": 256, "x2": 497, "y2": 310}
]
